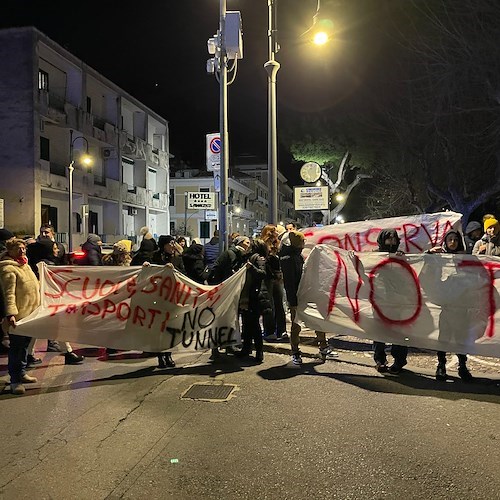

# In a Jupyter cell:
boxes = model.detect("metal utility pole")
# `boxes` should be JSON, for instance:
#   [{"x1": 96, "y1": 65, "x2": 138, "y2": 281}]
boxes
[{"x1": 219, "y1": 0, "x2": 229, "y2": 252}]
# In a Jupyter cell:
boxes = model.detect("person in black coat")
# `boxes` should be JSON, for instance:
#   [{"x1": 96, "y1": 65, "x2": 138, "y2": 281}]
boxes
[
  {"x1": 372, "y1": 229, "x2": 408, "y2": 374},
  {"x1": 145, "y1": 235, "x2": 185, "y2": 369},
  {"x1": 207, "y1": 236, "x2": 250, "y2": 285},
  {"x1": 80, "y1": 234, "x2": 103, "y2": 266},
  {"x1": 237, "y1": 239, "x2": 271, "y2": 362},
  {"x1": 27, "y1": 237, "x2": 84, "y2": 365},
  {"x1": 182, "y1": 243, "x2": 206, "y2": 284},
  {"x1": 131, "y1": 237, "x2": 157, "y2": 266},
  {"x1": 150, "y1": 235, "x2": 185, "y2": 273}
]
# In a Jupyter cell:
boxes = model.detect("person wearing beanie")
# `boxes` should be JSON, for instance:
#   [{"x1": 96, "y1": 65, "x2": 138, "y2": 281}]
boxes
[
  {"x1": 103, "y1": 240, "x2": 132, "y2": 266},
  {"x1": 0, "y1": 228, "x2": 15, "y2": 248},
  {"x1": 472, "y1": 217, "x2": 500, "y2": 256},
  {"x1": 464, "y1": 220, "x2": 482, "y2": 254},
  {"x1": 80, "y1": 234, "x2": 103, "y2": 266}
]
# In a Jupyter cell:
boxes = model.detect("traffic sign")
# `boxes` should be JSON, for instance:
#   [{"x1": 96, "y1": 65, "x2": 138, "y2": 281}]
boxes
[{"x1": 206, "y1": 133, "x2": 220, "y2": 172}]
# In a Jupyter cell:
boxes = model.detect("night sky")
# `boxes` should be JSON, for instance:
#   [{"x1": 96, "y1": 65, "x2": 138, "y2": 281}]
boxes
[{"x1": 1, "y1": 0, "x2": 391, "y2": 185}]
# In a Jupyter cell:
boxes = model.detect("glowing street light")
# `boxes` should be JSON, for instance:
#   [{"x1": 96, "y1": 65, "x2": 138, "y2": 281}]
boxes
[
  {"x1": 335, "y1": 193, "x2": 344, "y2": 202},
  {"x1": 68, "y1": 129, "x2": 93, "y2": 252}
]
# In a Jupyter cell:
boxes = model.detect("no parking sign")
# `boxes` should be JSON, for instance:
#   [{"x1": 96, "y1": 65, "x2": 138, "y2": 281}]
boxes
[{"x1": 206, "y1": 133, "x2": 221, "y2": 172}]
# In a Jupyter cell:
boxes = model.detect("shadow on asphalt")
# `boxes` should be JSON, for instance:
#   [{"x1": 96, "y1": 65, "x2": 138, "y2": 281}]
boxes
[
  {"x1": 0, "y1": 353, "x2": 256, "y2": 399},
  {"x1": 257, "y1": 361, "x2": 500, "y2": 404}
]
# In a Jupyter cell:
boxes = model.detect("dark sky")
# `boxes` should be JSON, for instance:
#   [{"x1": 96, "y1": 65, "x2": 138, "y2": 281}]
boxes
[{"x1": 1, "y1": 0, "x2": 391, "y2": 183}]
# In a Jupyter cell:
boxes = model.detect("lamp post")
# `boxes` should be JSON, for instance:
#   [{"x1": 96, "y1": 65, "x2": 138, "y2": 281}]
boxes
[
  {"x1": 266, "y1": 0, "x2": 330, "y2": 225},
  {"x1": 265, "y1": 0, "x2": 280, "y2": 225},
  {"x1": 68, "y1": 129, "x2": 92, "y2": 253}
]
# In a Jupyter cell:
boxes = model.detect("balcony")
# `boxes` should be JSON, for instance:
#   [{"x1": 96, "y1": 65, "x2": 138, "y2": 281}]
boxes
[{"x1": 49, "y1": 162, "x2": 67, "y2": 177}]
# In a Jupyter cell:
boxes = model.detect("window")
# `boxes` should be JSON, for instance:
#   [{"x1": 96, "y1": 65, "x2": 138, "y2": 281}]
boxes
[
  {"x1": 40, "y1": 137, "x2": 50, "y2": 161},
  {"x1": 38, "y1": 70, "x2": 49, "y2": 91},
  {"x1": 200, "y1": 221, "x2": 210, "y2": 239},
  {"x1": 86, "y1": 96, "x2": 92, "y2": 113},
  {"x1": 169, "y1": 188, "x2": 175, "y2": 206},
  {"x1": 148, "y1": 168, "x2": 157, "y2": 193}
]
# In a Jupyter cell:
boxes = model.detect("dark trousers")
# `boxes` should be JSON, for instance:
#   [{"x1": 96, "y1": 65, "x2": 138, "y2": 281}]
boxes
[
  {"x1": 373, "y1": 342, "x2": 408, "y2": 366},
  {"x1": 263, "y1": 280, "x2": 286, "y2": 336},
  {"x1": 241, "y1": 310, "x2": 263, "y2": 355},
  {"x1": 437, "y1": 351, "x2": 467, "y2": 366},
  {"x1": 8, "y1": 334, "x2": 31, "y2": 383}
]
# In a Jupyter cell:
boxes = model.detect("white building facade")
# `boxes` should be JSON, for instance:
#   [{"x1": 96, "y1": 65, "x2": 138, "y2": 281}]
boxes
[{"x1": 0, "y1": 27, "x2": 170, "y2": 247}]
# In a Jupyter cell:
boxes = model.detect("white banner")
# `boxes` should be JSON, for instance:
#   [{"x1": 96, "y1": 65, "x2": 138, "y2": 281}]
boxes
[
  {"x1": 302, "y1": 212, "x2": 462, "y2": 256},
  {"x1": 298, "y1": 245, "x2": 500, "y2": 358},
  {"x1": 15, "y1": 264, "x2": 246, "y2": 352}
]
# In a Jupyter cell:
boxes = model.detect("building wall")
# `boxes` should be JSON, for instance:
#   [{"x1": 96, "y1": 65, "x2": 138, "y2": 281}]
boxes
[
  {"x1": 0, "y1": 27, "x2": 171, "y2": 246},
  {"x1": 0, "y1": 29, "x2": 37, "y2": 234}
]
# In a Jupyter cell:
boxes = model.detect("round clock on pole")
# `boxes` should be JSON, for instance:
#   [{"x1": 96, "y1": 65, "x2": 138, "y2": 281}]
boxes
[{"x1": 300, "y1": 162, "x2": 322, "y2": 183}]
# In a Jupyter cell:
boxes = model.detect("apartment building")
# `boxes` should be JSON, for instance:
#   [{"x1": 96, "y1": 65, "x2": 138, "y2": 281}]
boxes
[
  {"x1": 169, "y1": 169, "x2": 254, "y2": 242},
  {"x1": 0, "y1": 27, "x2": 170, "y2": 247},
  {"x1": 169, "y1": 160, "x2": 307, "y2": 241}
]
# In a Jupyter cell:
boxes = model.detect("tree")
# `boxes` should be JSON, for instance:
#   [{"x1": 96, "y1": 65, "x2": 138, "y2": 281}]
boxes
[{"x1": 365, "y1": 0, "x2": 500, "y2": 224}]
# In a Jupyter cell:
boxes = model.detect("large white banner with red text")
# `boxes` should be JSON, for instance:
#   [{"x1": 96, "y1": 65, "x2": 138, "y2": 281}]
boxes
[
  {"x1": 15, "y1": 264, "x2": 246, "y2": 352},
  {"x1": 302, "y1": 211, "x2": 462, "y2": 256},
  {"x1": 297, "y1": 245, "x2": 500, "y2": 358}
]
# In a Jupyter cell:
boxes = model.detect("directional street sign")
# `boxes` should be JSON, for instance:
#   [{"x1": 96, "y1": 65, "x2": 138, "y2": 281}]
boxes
[{"x1": 206, "y1": 132, "x2": 221, "y2": 172}]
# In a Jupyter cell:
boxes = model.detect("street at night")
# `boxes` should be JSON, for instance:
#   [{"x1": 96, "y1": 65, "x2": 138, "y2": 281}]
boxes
[{"x1": 1, "y1": 335, "x2": 500, "y2": 499}]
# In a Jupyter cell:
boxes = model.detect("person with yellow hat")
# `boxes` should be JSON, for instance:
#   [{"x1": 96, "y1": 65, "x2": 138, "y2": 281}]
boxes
[{"x1": 472, "y1": 217, "x2": 500, "y2": 256}]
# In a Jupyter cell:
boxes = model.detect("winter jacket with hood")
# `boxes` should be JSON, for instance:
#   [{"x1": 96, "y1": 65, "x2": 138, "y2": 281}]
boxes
[
  {"x1": 376, "y1": 229, "x2": 401, "y2": 253},
  {"x1": 182, "y1": 243, "x2": 206, "y2": 283},
  {"x1": 278, "y1": 244, "x2": 304, "y2": 307},
  {"x1": 0, "y1": 253, "x2": 40, "y2": 320}
]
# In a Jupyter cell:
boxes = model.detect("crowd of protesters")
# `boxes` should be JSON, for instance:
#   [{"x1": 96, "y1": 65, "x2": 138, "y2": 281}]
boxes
[{"x1": 1, "y1": 213, "x2": 499, "y2": 395}]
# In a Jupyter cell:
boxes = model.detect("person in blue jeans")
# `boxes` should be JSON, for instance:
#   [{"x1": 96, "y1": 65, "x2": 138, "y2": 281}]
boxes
[{"x1": 0, "y1": 238, "x2": 40, "y2": 395}]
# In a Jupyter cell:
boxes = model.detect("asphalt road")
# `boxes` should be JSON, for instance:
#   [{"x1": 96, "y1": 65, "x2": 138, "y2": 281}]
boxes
[{"x1": 1, "y1": 343, "x2": 500, "y2": 500}]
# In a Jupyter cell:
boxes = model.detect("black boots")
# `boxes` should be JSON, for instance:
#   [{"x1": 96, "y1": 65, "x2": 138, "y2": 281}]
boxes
[
  {"x1": 157, "y1": 352, "x2": 175, "y2": 368},
  {"x1": 65, "y1": 352, "x2": 84, "y2": 365},
  {"x1": 435, "y1": 363, "x2": 447, "y2": 381},
  {"x1": 458, "y1": 365, "x2": 474, "y2": 382}
]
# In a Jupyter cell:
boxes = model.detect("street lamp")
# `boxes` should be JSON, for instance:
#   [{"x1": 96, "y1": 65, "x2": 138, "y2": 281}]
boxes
[
  {"x1": 266, "y1": 0, "x2": 332, "y2": 225},
  {"x1": 68, "y1": 129, "x2": 92, "y2": 253}
]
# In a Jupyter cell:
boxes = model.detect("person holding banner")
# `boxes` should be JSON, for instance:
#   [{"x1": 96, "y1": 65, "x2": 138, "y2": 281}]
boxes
[
  {"x1": 237, "y1": 239, "x2": 271, "y2": 363},
  {"x1": 472, "y1": 217, "x2": 500, "y2": 256},
  {"x1": 261, "y1": 224, "x2": 287, "y2": 342},
  {"x1": 427, "y1": 229, "x2": 473, "y2": 382},
  {"x1": 279, "y1": 230, "x2": 337, "y2": 364},
  {"x1": 372, "y1": 229, "x2": 409, "y2": 374},
  {"x1": 207, "y1": 235, "x2": 251, "y2": 360},
  {"x1": 0, "y1": 238, "x2": 39, "y2": 395},
  {"x1": 27, "y1": 237, "x2": 85, "y2": 365},
  {"x1": 146, "y1": 235, "x2": 187, "y2": 368}
]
